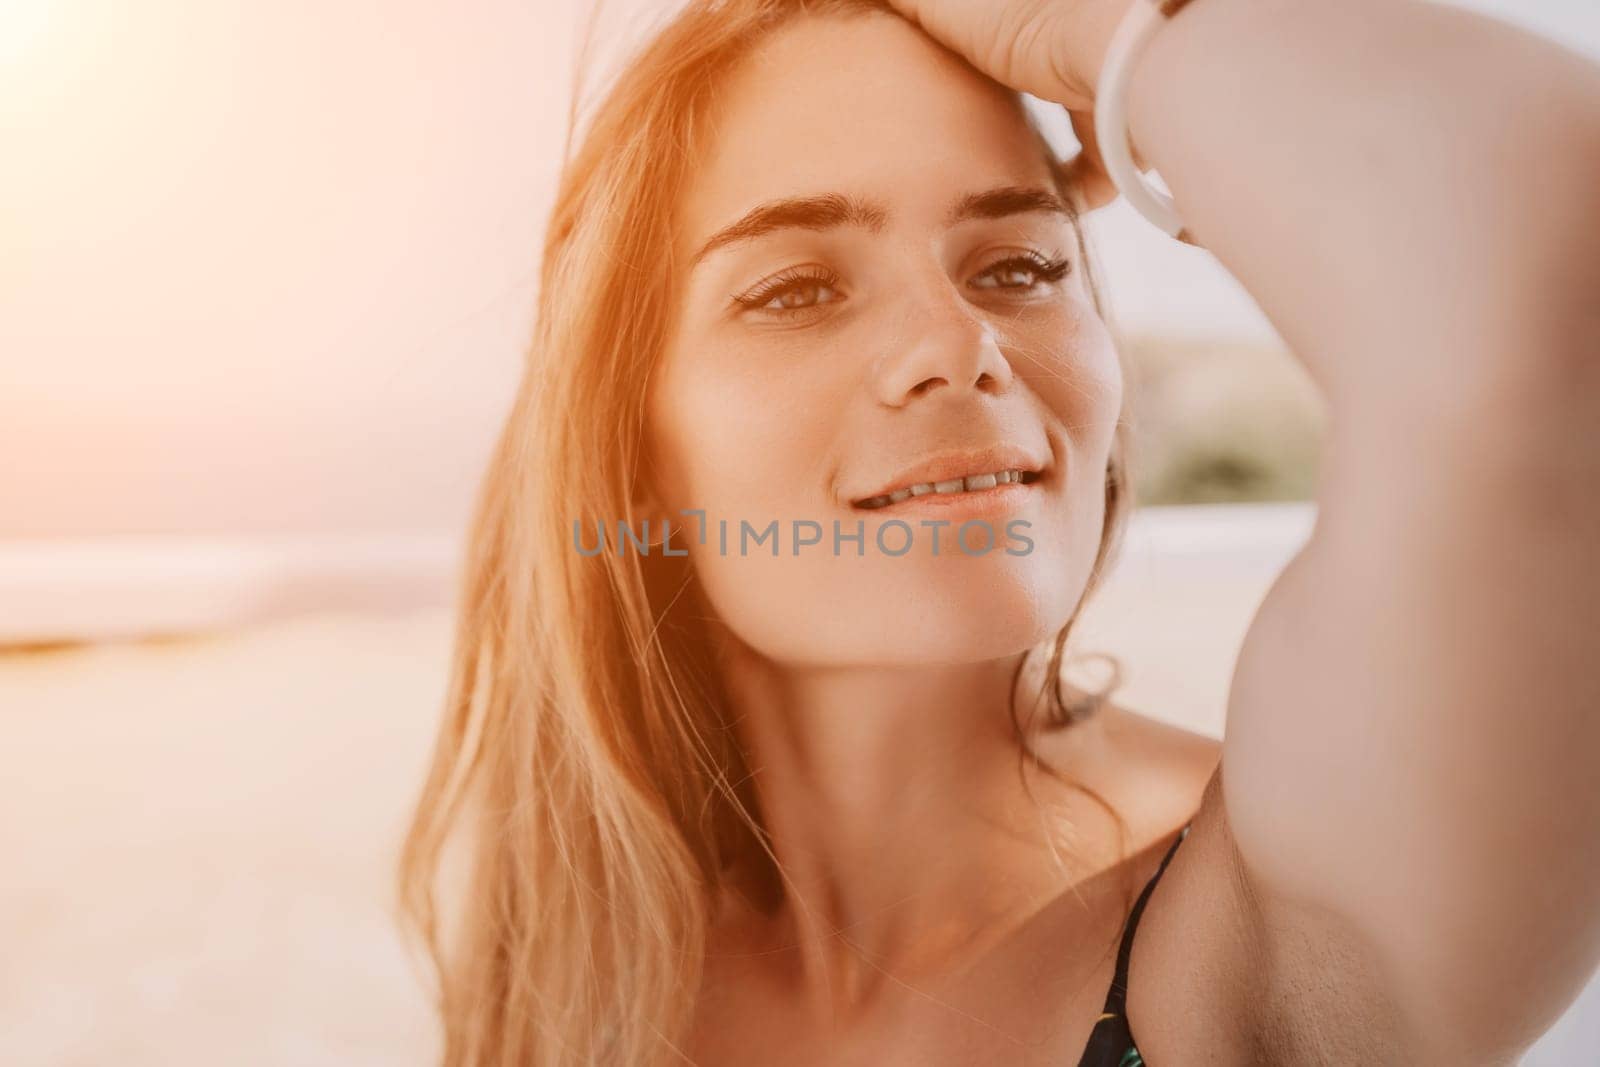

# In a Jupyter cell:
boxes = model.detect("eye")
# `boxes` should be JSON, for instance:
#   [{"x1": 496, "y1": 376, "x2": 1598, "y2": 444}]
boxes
[
  {"x1": 969, "y1": 251, "x2": 1073, "y2": 292},
  {"x1": 732, "y1": 265, "x2": 845, "y2": 319}
]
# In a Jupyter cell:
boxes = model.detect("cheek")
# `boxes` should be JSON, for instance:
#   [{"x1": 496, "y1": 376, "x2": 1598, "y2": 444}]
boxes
[
  {"x1": 648, "y1": 340, "x2": 843, "y2": 529},
  {"x1": 653, "y1": 395, "x2": 860, "y2": 667},
  {"x1": 1012, "y1": 299, "x2": 1124, "y2": 451}
]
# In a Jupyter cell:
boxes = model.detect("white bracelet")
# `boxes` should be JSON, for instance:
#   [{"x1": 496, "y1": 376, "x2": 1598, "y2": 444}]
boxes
[{"x1": 1093, "y1": 0, "x2": 1196, "y2": 242}]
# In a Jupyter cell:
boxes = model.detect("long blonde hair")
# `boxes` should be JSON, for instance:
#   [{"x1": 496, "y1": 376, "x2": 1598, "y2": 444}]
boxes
[{"x1": 396, "y1": 1, "x2": 1139, "y2": 1062}]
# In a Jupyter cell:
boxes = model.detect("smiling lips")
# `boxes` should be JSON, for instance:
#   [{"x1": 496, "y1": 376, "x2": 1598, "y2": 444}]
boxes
[
  {"x1": 848, "y1": 444, "x2": 1048, "y2": 510},
  {"x1": 853, "y1": 468, "x2": 1042, "y2": 509}
]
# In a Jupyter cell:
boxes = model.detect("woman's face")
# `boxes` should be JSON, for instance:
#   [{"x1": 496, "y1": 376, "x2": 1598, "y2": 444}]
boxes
[{"x1": 644, "y1": 12, "x2": 1123, "y2": 668}]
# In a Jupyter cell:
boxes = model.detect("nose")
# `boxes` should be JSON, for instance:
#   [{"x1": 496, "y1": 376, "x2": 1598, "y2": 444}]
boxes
[{"x1": 873, "y1": 278, "x2": 1015, "y2": 407}]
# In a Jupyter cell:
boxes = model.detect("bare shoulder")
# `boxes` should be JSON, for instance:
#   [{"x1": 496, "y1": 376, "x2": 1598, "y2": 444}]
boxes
[
  {"x1": 1124, "y1": 749, "x2": 1416, "y2": 1065},
  {"x1": 1086, "y1": 701, "x2": 1220, "y2": 845},
  {"x1": 1095, "y1": 702, "x2": 1221, "y2": 788}
]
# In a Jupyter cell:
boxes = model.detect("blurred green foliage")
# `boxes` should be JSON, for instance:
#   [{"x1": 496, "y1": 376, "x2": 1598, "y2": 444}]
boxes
[{"x1": 1120, "y1": 336, "x2": 1326, "y2": 507}]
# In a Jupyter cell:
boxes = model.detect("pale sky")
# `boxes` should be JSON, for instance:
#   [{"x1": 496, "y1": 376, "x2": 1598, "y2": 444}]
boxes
[{"x1": 2, "y1": 0, "x2": 1596, "y2": 539}]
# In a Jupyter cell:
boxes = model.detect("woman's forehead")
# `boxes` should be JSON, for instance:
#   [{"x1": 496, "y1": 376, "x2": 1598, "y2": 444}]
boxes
[{"x1": 676, "y1": 14, "x2": 1056, "y2": 246}]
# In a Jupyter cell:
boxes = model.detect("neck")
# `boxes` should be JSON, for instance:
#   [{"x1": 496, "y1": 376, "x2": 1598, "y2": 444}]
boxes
[{"x1": 709, "y1": 635, "x2": 1117, "y2": 1023}]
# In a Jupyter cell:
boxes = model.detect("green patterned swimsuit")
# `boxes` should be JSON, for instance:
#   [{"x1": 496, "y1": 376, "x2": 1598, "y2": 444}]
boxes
[{"x1": 1075, "y1": 823, "x2": 1192, "y2": 1067}]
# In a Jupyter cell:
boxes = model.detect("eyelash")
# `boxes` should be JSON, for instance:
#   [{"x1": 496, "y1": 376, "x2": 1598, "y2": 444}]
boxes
[{"x1": 731, "y1": 251, "x2": 1073, "y2": 319}]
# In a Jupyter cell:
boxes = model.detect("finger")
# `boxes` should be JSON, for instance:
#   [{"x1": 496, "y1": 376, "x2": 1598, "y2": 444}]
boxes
[
  {"x1": 885, "y1": 0, "x2": 1094, "y2": 109},
  {"x1": 1066, "y1": 109, "x2": 1204, "y2": 246},
  {"x1": 1060, "y1": 108, "x2": 1118, "y2": 213}
]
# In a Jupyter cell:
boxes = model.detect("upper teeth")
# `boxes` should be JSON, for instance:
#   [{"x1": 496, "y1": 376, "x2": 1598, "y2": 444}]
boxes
[{"x1": 856, "y1": 469, "x2": 1032, "y2": 509}]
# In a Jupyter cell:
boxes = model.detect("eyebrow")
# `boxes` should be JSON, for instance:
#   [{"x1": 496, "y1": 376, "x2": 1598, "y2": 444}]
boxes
[{"x1": 688, "y1": 184, "x2": 1072, "y2": 270}]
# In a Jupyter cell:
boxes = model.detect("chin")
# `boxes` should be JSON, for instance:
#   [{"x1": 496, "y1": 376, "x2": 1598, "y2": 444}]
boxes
[
  {"x1": 762, "y1": 566, "x2": 1080, "y2": 667},
  {"x1": 908, "y1": 551, "x2": 1085, "y2": 657}
]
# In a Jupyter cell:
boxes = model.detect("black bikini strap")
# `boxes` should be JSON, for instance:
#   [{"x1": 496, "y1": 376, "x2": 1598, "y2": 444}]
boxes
[{"x1": 1101, "y1": 822, "x2": 1192, "y2": 1015}]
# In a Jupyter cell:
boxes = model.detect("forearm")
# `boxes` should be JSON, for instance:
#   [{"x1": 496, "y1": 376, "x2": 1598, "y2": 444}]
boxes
[{"x1": 1110, "y1": 0, "x2": 1600, "y2": 429}]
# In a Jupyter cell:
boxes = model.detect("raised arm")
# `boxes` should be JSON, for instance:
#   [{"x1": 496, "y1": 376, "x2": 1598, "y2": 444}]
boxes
[{"x1": 892, "y1": 0, "x2": 1600, "y2": 1059}]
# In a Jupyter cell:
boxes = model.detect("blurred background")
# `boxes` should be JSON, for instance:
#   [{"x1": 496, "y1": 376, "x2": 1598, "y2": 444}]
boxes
[{"x1": 2, "y1": 0, "x2": 1596, "y2": 1063}]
